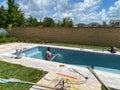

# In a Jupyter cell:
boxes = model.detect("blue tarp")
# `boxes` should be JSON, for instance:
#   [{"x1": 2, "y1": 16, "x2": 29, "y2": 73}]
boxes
[{"x1": 0, "y1": 29, "x2": 9, "y2": 35}]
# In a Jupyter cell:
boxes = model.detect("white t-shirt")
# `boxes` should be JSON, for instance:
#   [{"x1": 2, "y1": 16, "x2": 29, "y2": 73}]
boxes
[{"x1": 46, "y1": 51, "x2": 52, "y2": 58}]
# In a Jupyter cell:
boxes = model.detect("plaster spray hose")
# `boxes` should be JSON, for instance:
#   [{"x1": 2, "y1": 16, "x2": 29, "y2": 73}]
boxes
[
  {"x1": 0, "y1": 78, "x2": 55, "y2": 89},
  {"x1": 68, "y1": 68, "x2": 88, "y2": 85}
]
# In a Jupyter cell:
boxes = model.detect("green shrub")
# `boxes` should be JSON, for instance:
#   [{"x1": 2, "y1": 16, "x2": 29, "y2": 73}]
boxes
[
  {"x1": 0, "y1": 34, "x2": 7, "y2": 39},
  {"x1": 8, "y1": 37, "x2": 18, "y2": 42},
  {"x1": 0, "y1": 38, "x2": 8, "y2": 43},
  {"x1": 30, "y1": 38, "x2": 42, "y2": 43},
  {"x1": 0, "y1": 37, "x2": 18, "y2": 43},
  {"x1": 18, "y1": 38, "x2": 42, "y2": 43}
]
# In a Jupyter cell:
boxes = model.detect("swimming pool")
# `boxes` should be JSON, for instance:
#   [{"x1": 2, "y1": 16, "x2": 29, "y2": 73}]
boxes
[{"x1": 22, "y1": 46, "x2": 120, "y2": 74}]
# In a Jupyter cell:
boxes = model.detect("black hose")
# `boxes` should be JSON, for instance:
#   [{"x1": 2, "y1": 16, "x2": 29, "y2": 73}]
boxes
[{"x1": 68, "y1": 68, "x2": 88, "y2": 85}]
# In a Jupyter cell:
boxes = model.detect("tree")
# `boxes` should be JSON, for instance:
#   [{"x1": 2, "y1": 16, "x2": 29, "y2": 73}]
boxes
[
  {"x1": 6, "y1": 0, "x2": 25, "y2": 26},
  {"x1": 69, "y1": 20, "x2": 74, "y2": 27},
  {"x1": 102, "y1": 21, "x2": 108, "y2": 27},
  {"x1": 26, "y1": 15, "x2": 39, "y2": 26},
  {"x1": 0, "y1": 6, "x2": 6, "y2": 27},
  {"x1": 56, "y1": 20, "x2": 62, "y2": 27},
  {"x1": 62, "y1": 17, "x2": 74, "y2": 27},
  {"x1": 38, "y1": 19, "x2": 43, "y2": 27},
  {"x1": 43, "y1": 17, "x2": 55, "y2": 27}
]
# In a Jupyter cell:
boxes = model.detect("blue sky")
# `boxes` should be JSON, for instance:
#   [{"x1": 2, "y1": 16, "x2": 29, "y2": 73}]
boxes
[
  {"x1": 0, "y1": 0, "x2": 4, "y2": 3},
  {"x1": 97, "y1": 0, "x2": 116, "y2": 11},
  {"x1": 0, "y1": 0, "x2": 120, "y2": 24}
]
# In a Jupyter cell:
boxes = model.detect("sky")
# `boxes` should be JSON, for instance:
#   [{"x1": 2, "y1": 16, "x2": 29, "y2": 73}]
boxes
[{"x1": 0, "y1": 0, "x2": 120, "y2": 24}]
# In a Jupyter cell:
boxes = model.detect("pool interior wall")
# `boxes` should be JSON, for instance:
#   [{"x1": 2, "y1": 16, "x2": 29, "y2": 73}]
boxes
[{"x1": 22, "y1": 46, "x2": 120, "y2": 74}]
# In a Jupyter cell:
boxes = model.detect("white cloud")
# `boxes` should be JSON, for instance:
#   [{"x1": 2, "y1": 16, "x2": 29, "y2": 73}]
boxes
[
  {"x1": 1, "y1": 0, "x2": 120, "y2": 24},
  {"x1": 107, "y1": 0, "x2": 120, "y2": 19},
  {"x1": 19, "y1": 0, "x2": 56, "y2": 19},
  {"x1": 51, "y1": 0, "x2": 103, "y2": 24},
  {"x1": 18, "y1": 0, "x2": 103, "y2": 23}
]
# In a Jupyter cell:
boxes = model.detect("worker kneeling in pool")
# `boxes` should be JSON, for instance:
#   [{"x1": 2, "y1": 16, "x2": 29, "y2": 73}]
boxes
[{"x1": 45, "y1": 47, "x2": 56, "y2": 61}]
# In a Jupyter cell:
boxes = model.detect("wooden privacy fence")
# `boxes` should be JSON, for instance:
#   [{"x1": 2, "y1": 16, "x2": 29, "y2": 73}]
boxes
[{"x1": 11, "y1": 27, "x2": 120, "y2": 47}]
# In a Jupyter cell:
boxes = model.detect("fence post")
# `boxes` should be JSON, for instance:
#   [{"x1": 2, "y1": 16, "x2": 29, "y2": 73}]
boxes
[{"x1": 8, "y1": 24, "x2": 12, "y2": 37}]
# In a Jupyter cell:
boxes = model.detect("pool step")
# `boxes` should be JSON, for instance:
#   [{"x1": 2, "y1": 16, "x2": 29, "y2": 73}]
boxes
[{"x1": 26, "y1": 51, "x2": 43, "y2": 59}]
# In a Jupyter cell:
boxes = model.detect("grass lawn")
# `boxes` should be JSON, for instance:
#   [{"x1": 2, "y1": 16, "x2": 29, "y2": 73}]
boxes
[
  {"x1": 0, "y1": 61, "x2": 47, "y2": 90},
  {"x1": 51, "y1": 43, "x2": 120, "y2": 52}
]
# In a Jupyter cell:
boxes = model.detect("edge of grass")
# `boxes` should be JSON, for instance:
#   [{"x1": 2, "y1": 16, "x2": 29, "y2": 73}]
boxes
[
  {"x1": 50, "y1": 43, "x2": 114, "y2": 51},
  {"x1": 0, "y1": 61, "x2": 47, "y2": 90}
]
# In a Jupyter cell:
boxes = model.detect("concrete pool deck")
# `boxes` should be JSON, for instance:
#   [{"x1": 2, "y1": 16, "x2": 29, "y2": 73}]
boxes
[{"x1": 0, "y1": 43, "x2": 120, "y2": 90}]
